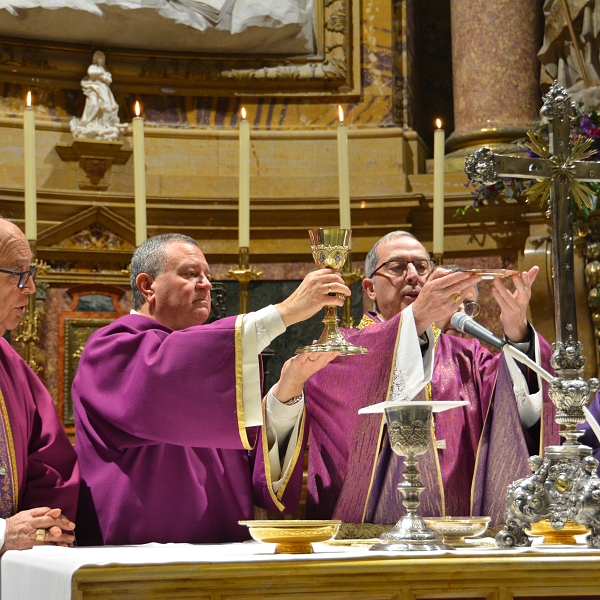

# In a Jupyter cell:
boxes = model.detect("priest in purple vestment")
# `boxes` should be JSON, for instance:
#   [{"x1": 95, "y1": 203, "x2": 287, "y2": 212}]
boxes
[
  {"x1": 305, "y1": 231, "x2": 559, "y2": 526},
  {"x1": 73, "y1": 233, "x2": 350, "y2": 546},
  {"x1": 0, "y1": 219, "x2": 78, "y2": 551}
]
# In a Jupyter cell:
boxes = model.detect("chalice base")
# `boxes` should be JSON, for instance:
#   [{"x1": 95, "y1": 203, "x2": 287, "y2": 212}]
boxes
[
  {"x1": 296, "y1": 305, "x2": 368, "y2": 355},
  {"x1": 370, "y1": 513, "x2": 453, "y2": 552}
]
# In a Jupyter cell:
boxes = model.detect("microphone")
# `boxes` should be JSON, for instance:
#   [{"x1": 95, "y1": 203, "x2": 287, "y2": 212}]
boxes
[
  {"x1": 449, "y1": 312, "x2": 555, "y2": 384},
  {"x1": 450, "y1": 312, "x2": 505, "y2": 351}
]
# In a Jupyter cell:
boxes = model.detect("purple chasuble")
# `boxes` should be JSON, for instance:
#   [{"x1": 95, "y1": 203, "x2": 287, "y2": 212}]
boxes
[
  {"x1": 305, "y1": 313, "x2": 559, "y2": 526},
  {"x1": 73, "y1": 314, "x2": 307, "y2": 546},
  {"x1": 0, "y1": 338, "x2": 79, "y2": 521}
]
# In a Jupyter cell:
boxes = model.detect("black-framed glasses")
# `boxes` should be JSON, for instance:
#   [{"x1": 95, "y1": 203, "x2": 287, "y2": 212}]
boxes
[
  {"x1": 462, "y1": 300, "x2": 480, "y2": 317},
  {"x1": 369, "y1": 259, "x2": 434, "y2": 279},
  {"x1": 0, "y1": 264, "x2": 38, "y2": 289}
]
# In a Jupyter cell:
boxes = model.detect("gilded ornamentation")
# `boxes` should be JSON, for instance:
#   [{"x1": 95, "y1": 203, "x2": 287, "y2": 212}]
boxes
[
  {"x1": 540, "y1": 81, "x2": 578, "y2": 122},
  {"x1": 311, "y1": 244, "x2": 347, "y2": 272},
  {"x1": 55, "y1": 223, "x2": 135, "y2": 252}
]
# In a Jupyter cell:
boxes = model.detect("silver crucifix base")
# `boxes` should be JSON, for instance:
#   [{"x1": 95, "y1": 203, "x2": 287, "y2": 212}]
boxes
[{"x1": 494, "y1": 342, "x2": 600, "y2": 548}]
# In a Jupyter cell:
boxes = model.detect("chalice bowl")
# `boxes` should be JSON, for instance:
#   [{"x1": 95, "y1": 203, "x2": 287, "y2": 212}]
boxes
[
  {"x1": 371, "y1": 404, "x2": 452, "y2": 551},
  {"x1": 296, "y1": 228, "x2": 367, "y2": 355}
]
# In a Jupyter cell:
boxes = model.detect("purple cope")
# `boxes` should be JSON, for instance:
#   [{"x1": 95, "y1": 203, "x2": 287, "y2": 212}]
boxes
[{"x1": 73, "y1": 314, "x2": 307, "y2": 546}]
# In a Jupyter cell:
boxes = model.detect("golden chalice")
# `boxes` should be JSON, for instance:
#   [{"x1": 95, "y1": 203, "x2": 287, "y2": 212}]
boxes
[{"x1": 296, "y1": 228, "x2": 368, "y2": 355}]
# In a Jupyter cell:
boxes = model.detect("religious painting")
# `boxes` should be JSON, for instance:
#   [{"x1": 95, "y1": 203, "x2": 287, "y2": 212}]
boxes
[
  {"x1": 57, "y1": 284, "x2": 128, "y2": 435},
  {"x1": 0, "y1": 0, "x2": 359, "y2": 97}
]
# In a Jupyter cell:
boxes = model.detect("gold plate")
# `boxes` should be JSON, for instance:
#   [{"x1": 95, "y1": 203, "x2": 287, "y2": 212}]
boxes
[
  {"x1": 239, "y1": 519, "x2": 342, "y2": 554},
  {"x1": 529, "y1": 519, "x2": 589, "y2": 545}
]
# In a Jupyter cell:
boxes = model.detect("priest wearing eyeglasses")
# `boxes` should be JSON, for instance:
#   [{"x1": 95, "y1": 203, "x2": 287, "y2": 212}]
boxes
[
  {"x1": 0, "y1": 218, "x2": 78, "y2": 552},
  {"x1": 304, "y1": 230, "x2": 559, "y2": 526}
]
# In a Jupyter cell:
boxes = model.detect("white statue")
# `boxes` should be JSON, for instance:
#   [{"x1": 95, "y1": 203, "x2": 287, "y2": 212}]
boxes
[
  {"x1": 70, "y1": 50, "x2": 127, "y2": 141},
  {"x1": 539, "y1": 0, "x2": 600, "y2": 109}
]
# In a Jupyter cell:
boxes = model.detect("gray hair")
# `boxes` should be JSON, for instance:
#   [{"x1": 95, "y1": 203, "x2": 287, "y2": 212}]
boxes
[
  {"x1": 130, "y1": 233, "x2": 200, "y2": 309},
  {"x1": 364, "y1": 231, "x2": 428, "y2": 279}
]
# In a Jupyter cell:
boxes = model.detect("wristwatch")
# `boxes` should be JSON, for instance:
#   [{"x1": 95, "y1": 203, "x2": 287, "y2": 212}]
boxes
[{"x1": 283, "y1": 394, "x2": 303, "y2": 405}]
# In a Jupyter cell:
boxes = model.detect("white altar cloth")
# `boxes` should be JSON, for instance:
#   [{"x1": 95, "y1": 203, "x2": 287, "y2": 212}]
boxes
[{"x1": 2, "y1": 539, "x2": 599, "y2": 600}]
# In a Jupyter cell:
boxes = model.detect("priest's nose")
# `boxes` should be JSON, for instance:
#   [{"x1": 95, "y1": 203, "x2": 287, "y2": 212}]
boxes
[
  {"x1": 196, "y1": 276, "x2": 212, "y2": 289},
  {"x1": 404, "y1": 262, "x2": 419, "y2": 283}
]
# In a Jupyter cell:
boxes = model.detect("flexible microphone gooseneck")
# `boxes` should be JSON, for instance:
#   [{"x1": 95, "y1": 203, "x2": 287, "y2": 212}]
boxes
[
  {"x1": 449, "y1": 312, "x2": 554, "y2": 384},
  {"x1": 450, "y1": 312, "x2": 505, "y2": 351}
]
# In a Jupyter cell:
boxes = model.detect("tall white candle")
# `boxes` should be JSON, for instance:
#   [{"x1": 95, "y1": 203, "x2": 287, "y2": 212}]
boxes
[
  {"x1": 433, "y1": 119, "x2": 445, "y2": 256},
  {"x1": 133, "y1": 101, "x2": 147, "y2": 247},
  {"x1": 337, "y1": 105, "x2": 351, "y2": 231},
  {"x1": 239, "y1": 107, "x2": 250, "y2": 248},
  {"x1": 24, "y1": 91, "x2": 37, "y2": 240}
]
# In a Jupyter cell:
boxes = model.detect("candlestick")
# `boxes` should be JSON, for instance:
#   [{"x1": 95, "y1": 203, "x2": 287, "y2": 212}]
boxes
[
  {"x1": 133, "y1": 101, "x2": 147, "y2": 247},
  {"x1": 433, "y1": 119, "x2": 445, "y2": 258},
  {"x1": 239, "y1": 107, "x2": 250, "y2": 248},
  {"x1": 24, "y1": 92, "x2": 37, "y2": 241},
  {"x1": 227, "y1": 247, "x2": 262, "y2": 314},
  {"x1": 337, "y1": 106, "x2": 351, "y2": 232}
]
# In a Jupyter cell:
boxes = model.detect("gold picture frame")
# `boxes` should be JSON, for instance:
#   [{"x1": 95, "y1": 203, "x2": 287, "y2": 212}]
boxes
[{"x1": 0, "y1": 0, "x2": 359, "y2": 98}]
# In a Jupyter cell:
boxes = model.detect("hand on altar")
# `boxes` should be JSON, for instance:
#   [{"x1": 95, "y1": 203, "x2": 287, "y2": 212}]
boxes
[
  {"x1": 412, "y1": 268, "x2": 481, "y2": 336},
  {"x1": 275, "y1": 269, "x2": 350, "y2": 327},
  {"x1": 272, "y1": 350, "x2": 339, "y2": 402},
  {"x1": 2, "y1": 507, "x2": 76, "y2": 552},
  {"x1": 492, "y1": 266, "x2": 538, "y2": 343}
]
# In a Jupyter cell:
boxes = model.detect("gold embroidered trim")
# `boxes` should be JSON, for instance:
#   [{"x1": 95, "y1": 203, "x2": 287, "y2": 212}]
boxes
[
  {"x1": 260, "y1": 400, "x2": 296, "y2": 512},
  {"x1": 0, "y1": 389, "x2": 18, "y2": 513},
  {"x1": 470, "y1": 368, "x2": 499, "y2": 516},
  {"x1": 426, "y1": 324, "x2": 445, "y2": 516},
  {"x1": 234, "y1": 314, "x2": 253, "y2": 451},
  {"x1": 360, "y1": 310, "x2": 404, "y2": 523},
  {"x1": 276, "y1": 404, "x2": 306, "y2": 504},
  {"x1": 357, "y1": 314, "x2": 377, "y2": 330}
]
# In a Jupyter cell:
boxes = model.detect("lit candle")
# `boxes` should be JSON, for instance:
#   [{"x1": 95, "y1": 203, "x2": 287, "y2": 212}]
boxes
[
  {"x1": 23, "y1": 91, "x2": 37, "y2": 240},
  {"x1": 433, "y1": 119, "x2": 445, "y2": 256},
  {"x1": 239, "y1": 107, "x2": 250, "y2": 248},
  {"x1": 133, "y1": 101, "x2": 147, "y2": 247},
  {"x1": 337, "y1": 105, "x2": 351, "y2": 231}
]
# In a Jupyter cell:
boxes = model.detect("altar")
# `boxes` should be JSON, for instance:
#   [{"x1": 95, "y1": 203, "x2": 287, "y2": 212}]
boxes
[{"x1": 4, "y1": 541, "x2": 600, "y2": 600}]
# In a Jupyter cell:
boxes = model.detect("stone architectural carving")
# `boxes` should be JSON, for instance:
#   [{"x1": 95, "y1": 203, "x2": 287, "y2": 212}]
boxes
[{"x1": 70, "y1": 51, "x2": 127, "y2": 141}]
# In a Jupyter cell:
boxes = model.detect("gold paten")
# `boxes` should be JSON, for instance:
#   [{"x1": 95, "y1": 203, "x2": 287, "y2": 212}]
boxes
[
  {"x1": 239, "y1": 520, "x2": 342, "y2": 554},
  {"x1": 530, "y1": 519, "x2": 589, "y2": 545}
]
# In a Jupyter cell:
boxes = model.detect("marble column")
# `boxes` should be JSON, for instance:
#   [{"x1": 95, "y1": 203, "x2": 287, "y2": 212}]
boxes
[{"x1": 447, "y1": 0, "x2": 544, "y2": 154}]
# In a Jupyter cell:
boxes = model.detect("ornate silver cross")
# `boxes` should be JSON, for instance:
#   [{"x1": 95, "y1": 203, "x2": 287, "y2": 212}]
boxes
[{"x1": 465, "y1": 82, "x2": 600, "y2": 547}]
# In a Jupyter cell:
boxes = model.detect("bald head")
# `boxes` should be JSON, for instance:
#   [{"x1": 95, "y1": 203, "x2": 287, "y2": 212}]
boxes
[{"x1": 0, "y1": 219, "x2": 35, "y2": 334}]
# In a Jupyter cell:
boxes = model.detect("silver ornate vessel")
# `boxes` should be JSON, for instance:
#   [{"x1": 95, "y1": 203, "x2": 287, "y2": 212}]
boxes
[{"x1": 371, "y1": 404, "x2": 452, "y2": 551}]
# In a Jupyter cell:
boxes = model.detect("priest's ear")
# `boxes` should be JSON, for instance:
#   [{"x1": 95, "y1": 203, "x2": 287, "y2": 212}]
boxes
[
  {"x1": 362, "y1": 276, "x2": 377, "y2": 303},
  {"x1": 136, "y1": 273, "x2": 156, "y2": 305}
]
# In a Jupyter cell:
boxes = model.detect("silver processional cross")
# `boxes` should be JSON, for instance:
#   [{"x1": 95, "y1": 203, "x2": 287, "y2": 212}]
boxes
[{"x1": 465, "y1": 81, "x2": 600, "y2": 547}]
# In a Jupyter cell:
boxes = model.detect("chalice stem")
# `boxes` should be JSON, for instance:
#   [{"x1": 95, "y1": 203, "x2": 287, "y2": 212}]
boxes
[{"x1": 317, "y1": 305, "x2": 341, "y2": 345}]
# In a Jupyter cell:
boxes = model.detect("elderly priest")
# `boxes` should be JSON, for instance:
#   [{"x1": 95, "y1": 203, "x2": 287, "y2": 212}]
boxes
[
  {"x1": 305, "y1": 231, "x2": 560, "y2": 526},
  {"x1": 73, "y1": 233, "x2": 348, "y2": 546},
  {"x1": 0, "y1": 218, "x2": 78, "y2": 551}
]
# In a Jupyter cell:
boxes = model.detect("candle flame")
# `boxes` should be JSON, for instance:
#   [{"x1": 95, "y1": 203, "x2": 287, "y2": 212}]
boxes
[
  {"x1": 436, "y1": 118, "x2": 442, "y2": 129},
  {"x1": 338, "y1": 105, "x2": 344, "y2": 123},
  {"x1": 26, "y1": 91, "x2": 31, "y2": 107},
  {"x1": 135, "y1": 101, "x2": 141, "y2": 117},
  {"x1": 241, "y1": 107, "x2": 247, "y2": 120}
]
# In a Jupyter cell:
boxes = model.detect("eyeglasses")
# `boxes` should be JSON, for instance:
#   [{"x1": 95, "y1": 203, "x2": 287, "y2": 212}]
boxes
[
  {"x1": 369, "y1": 259, "x2": 434, "y2": 279},
  {"x1": 461, "y1": 300, "x2": 480, "y2": 317},
  {"x1": 0, "y1": 264, "x2": 38, "y2": 289}
]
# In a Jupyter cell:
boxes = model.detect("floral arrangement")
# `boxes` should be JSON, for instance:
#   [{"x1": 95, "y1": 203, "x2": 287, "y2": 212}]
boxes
[{"x1": 456, "y1": 106, "x2": 600, "y2": 219}]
